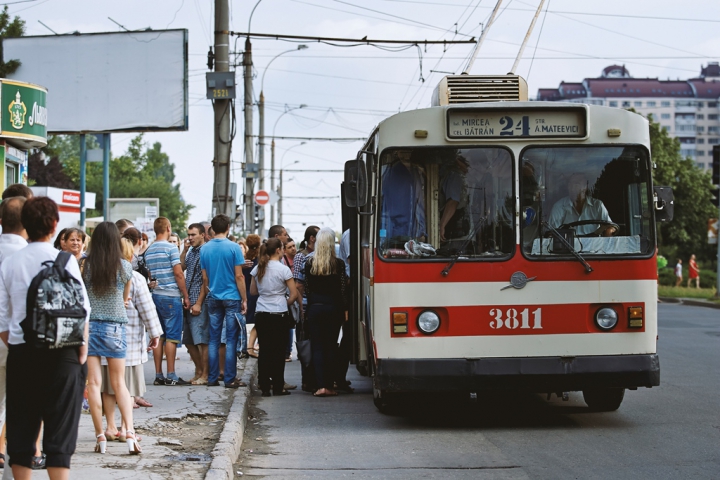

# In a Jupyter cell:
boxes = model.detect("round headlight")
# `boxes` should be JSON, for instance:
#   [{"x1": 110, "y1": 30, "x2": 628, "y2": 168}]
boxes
[
  {"x1": 417, "y1": 310, "x2": 441, "y2": 334},
  {"x1": 595, "y1": 307, "x2": 618, "y2": 330}
]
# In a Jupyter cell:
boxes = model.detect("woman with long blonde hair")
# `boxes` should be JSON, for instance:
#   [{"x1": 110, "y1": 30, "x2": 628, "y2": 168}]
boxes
[{"x1": 303, "y1": 228, "x2": 349, "y2": 397}]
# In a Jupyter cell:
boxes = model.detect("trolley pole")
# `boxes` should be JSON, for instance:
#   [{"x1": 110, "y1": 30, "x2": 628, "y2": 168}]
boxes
[
  {"x1": 212, "y1": 0, "x2": 233, "y2": 219},
  {"x1": 243, "y1": 37, "x2": 254, "y2": 234}
]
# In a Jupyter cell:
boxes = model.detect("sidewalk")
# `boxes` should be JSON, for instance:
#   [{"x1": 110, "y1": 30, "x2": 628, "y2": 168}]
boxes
[{"x1": 20, "y1": 348, "x2": 253, "y2": 479}]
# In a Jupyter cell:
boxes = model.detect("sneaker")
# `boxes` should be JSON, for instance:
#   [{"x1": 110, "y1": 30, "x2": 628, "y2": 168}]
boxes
[
  {"x1": 176, "y1": 378, "x2": 192, "y2": 386},
  {"x1": 153, "y1": 376, "x2": 166, "y2": 386},
  {"x1": 164, "y1": 377, "x2": 178, "y2": 386}
]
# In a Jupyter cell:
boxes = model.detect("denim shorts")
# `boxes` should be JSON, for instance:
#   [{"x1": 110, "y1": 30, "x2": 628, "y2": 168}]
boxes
[
  {"x1": 153, "y1": 294, "x2": 183, "y2": 343},
  {"x1": 183, "y1": 303, "x2": 209, "y2": 345},
  {"x1": 88, "y1": 322, "x2": 127, "y2": 359}
]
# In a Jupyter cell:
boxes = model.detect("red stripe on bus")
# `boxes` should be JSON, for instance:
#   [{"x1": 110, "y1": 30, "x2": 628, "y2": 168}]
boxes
[
  {"x1": 389, "y1": 303, "x2": 646, "y2": 338},
  {"x1": 374, "y1": 248, "x2": 657, "y2": 283}
]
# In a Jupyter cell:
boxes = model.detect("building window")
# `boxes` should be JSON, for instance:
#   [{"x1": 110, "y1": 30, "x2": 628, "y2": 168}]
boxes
[
  {"x1": 663, "y1": 126, "x2": 670, "y2": 132},
  {"x1": 697, "y1": 114, "x2": 705, "y2": 120},
  {"x1": 5, "y1": 163, "x2": 15, "y2": 187},
  {"x1": 647, "y1": 101, "x2": 656, "y2": 107},
  {"x1": 697, "y1": 150, "x2": 705, "y2": 156},
  {"x1": 634, "y1": 101, "x2": 642, "y2": 107},
  {"x1": 622, "y1": 101, "x2": 631, "y2": 107},
  {"x1": 697, "y1": 162, "x2": 705, "y2": 168},
  {"x1": 709, "y1": 114, "x2": 718, "y2": 120},
  {"x1": 661, "y1": 101, "x2": 671, "y2": 107},
  {"x1": 709, "y1": 126, "x2": 720, "y2": 133},
  {"x1": 709, "y1": 138, "x2": 720, "y2": 144},
  {"x1": 609, "y1": 101, "x2": 618, "y2": 107},
  {"x1": 697, "y1": 138, "x2": 705, "y2": 144},
  {"x1": 680, "y1": 148, "x2": 694, "y2": 157},
  {"x1": 709, "y1": 102, "x2": 718, "y2": 108},
  {"x1": 697, "y1": 102, "x2": 705, "y2": 107},
  {"x1": 697, "y1": 126, "x2": 705, "y2": 133},
  {"x1": 661, "y1": 113, "x2": 671, "y2": 119}
]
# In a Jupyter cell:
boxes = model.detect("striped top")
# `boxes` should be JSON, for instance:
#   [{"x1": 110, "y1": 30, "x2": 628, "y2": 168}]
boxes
[{"x1": 144, "y1": 240, "x2": 182, "y2": 297}]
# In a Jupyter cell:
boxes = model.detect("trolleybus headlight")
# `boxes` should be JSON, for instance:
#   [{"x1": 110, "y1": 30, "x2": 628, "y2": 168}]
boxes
[
  {"x1": 595, "y1": 307, "x2": 618, "y2": 331},
  {"x1": 417, "y1": 310, "x2": 441, "y2": 334}
]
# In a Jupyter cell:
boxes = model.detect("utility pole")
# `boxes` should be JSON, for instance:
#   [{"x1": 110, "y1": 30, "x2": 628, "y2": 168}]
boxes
[
  {"x1": 211, "y1": 0, "x2": 233, "y2": 220},
  {"x1": 244, "y1": 37, "x2": 254, "y2": 234},
  {"x1": 258, "y1": 90, "x2": 265, "y2": 234}
]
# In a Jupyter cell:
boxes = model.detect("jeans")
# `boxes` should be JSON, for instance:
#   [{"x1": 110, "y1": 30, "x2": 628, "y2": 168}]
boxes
[
  {"x1": 235, "y1": 313, "x2": 247, "y2": 354},
  {"x1": 207, "y1": 298, "x2": 241, "y2": 385}
]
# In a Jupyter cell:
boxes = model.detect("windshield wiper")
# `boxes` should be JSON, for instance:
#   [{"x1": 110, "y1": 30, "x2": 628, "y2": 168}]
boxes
[
  {"x1": 441, "y1": 218, "x2": 485, "y2": 277},
  {"x1": 541, "y1": 221, "x2": 593, "y2": 274}
]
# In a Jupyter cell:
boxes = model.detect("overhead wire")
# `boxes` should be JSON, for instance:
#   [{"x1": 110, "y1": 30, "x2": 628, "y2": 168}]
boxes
[{"x1": 526, "y1": 0, "x2": 549, "y2": 81}]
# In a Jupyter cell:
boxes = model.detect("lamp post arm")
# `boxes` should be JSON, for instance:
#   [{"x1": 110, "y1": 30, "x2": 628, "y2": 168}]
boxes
[{"x1": 261, "y1": 49, "x2": 298, "y2": 93}]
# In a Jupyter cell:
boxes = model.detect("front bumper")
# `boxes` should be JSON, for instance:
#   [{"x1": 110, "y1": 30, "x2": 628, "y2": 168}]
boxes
[{"x1": 375, "y1": 354, "x2": 660, "y2": 393}]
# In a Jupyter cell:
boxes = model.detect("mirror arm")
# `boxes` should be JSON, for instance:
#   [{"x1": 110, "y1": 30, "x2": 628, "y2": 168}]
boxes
[{"x1": 357, "y1": 196, "x2": 376, "y2": 216}]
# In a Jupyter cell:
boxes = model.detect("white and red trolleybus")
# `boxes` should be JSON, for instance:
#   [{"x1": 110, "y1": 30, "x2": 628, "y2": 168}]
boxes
[{"x1": 341, "y1": 75, "x2": 674, "y2": 413}]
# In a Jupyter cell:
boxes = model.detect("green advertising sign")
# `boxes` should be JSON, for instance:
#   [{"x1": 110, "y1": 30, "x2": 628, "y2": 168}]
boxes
[{"x1": 0, "y1": 80, "x2": 47, "y2": 148}]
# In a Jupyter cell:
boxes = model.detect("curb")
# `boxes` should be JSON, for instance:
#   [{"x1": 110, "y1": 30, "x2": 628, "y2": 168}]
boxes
[
  {"x1": 659, "y1": 296, "x2": 720, "y2": 309},
  {"x1": 205, "y1": 358, "x2": 258, "y2": 480}
]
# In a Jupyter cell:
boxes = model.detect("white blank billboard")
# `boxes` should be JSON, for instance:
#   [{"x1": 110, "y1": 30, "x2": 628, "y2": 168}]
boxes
[{"x1": 3, "y1": 29, "x2": 188, "y2": 133}]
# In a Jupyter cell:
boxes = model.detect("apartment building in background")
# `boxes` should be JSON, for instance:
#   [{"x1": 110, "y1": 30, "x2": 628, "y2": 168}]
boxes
[{"x1": 537, "y1": 62, "x2": 720, "y2": 170}]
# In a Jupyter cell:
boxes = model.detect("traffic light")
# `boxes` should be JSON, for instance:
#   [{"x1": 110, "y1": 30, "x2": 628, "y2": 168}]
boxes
[
  {"x1": 712, "y1": 186, "x2": 720, "y2": 208},
  {"x1": 713, "y1": 145, "x2": 720, "y2": 185},
  {"x1": 253, "y1": 205, "x2": 261, "y2": 230}
]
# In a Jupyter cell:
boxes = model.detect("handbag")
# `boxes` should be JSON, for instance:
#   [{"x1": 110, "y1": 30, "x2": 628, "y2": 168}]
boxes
[{"x1": 295, "y1": 317, "x2": 312, "y2": 368}]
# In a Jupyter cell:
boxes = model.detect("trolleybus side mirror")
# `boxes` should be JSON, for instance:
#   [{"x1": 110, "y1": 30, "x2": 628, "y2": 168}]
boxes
[
  {"x1": 653, "y1": 186, "x2": 674, "y2": 223},
  {"x1": 344, "y1": 157, "x2": 368, "y2": 208}
]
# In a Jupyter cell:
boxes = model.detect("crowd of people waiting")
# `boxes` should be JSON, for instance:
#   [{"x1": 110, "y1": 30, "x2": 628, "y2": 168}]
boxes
[{"x1": 0, "y1": 183, "x2": 352, "y2": 479}]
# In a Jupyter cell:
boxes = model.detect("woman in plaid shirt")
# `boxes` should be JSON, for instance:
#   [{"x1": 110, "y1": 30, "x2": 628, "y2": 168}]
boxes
[{"x1": 101, "y1": 239, "x2": 162, "y2": 444}]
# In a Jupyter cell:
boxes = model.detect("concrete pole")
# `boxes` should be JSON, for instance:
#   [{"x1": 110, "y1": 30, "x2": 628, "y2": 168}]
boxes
[
  {"x1": 79, "y1": 134, "x2": 86, "y2": 230},
  {"x1": 244, "y1": 38, "x2": 255, "y2": 234},
  {"x1": 212, "y1": 0, "x2": 233, "y2": 219},
  {"x1": 258, "y1": 91, "x2": 265, "y2": 234},
  {"x1": 270, "y1": 138, "x2": 276, "y2": 226}
]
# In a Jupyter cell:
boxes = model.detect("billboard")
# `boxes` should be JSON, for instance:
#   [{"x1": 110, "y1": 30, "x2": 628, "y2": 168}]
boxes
[{"x1": 3, "y1": 29, "x2": 188, "y2": 133}]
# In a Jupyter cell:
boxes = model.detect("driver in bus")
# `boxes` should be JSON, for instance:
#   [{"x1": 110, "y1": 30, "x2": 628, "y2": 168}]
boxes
[
  {"x1": 380, "y1": 150, "x2": 427, "y2": 242},
  {"x1": 548, "y1": 172, "x2": 617, "y2": 236}
]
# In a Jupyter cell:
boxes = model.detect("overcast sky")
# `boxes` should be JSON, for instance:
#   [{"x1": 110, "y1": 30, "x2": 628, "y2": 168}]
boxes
[{"x1": 9, "y1": 0, "x2": 720, "y2": 237}]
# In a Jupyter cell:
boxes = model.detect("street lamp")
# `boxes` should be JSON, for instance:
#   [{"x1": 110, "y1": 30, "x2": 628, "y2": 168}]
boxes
[
  {"x1": 270, "y1": 104, "x2": 306, "y2": 225},
  {"x1": 278, "y1": 160, "x2": 300, "y2": 226},
  {"x1": 273, "y1": 142, "x2": 306, "y2": 225},
  {"x1": 257, "y1": 45, "x2": 308, "y2": 233}
]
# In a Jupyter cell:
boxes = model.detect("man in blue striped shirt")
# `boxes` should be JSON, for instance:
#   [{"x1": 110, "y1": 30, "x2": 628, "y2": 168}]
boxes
[{"x1": 145, "y1": 217, "x2": 190, "y2": 386}]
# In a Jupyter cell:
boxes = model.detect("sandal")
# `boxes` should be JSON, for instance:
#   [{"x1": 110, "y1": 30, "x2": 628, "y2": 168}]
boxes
[
  {"x1": 0, "y1": 452, "x2": 5, "y2": 468},
  {"x1": 126, "y1": 431, "x2": 142, "y2": 455},
  {"x1": 95, "y1": 434, "x2": 107, "y2": 454},
  {"x1": 31, "y1": 453, "x2": 46, "y2": 470},
  {"x1": 104, "y1": 430, "x2": 119, "y2": 441},
  {"x1": 134, "y1": 397, "x2": 153, "y2": 408},
  {"x1": 313, "y1": 388, "x2": 338, "y2": 397},
  {"x1": 191, "y1": 377, "x2": 208, "y2": 385}
]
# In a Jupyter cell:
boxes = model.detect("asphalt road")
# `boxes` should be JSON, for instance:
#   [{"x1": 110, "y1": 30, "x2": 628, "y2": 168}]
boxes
[{"x1": 238, "y1": 304, "x2": 720, "y2": 479}]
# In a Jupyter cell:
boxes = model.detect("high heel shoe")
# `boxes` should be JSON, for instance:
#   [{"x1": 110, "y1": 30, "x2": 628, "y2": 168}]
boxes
[
  {"x1": 94, "y1": 434, "x2": 107, "y2": 454},
  {"x1": 126, "y1": 431, "x2": 142, "y2": 455},
  {"x1": 104, "y1": 430, "x2": 118, "y2": 441}
]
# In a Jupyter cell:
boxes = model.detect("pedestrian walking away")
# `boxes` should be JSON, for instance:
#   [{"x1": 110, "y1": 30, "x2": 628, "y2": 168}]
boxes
[
  {"x1": 251, "y1": 238, "x2": 299, "y2": 396},
  {"x1": 688, "y1": 254, "x2": 700, "y2": 289},
  {"x1": 144, "y1": 217, "x2": 191, "y2": 386},
  {"x1": 674, "y1": 258, "x2": 683, "y2": 287},
  {"x1": 82, "y1": 222, "x2": 142, "y2": 455},
  {"x1": 0, "y1": 197, "x2": 90, "y2": 476},
  {"x1": 200, "y1": 214, "x2": 248, "y2": 389},
  {"x1": 304, "y1": 228, "x2": 350, "y2": 397}
]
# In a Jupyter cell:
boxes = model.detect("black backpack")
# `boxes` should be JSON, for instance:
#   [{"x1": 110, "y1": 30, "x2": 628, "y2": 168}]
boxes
[{"x1": 21, "y1": 251, "x2": 87, "y2": 349}]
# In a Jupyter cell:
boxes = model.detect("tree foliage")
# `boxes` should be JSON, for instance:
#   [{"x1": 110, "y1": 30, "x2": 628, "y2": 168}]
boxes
[
  {"x1": 0, "y1": 6, "x2": 25, "y2": 77},
  {"x1": 31, "y1": 134, "x2": 193, "y2": 231},
  {"x1": 648, "y1": 114, "x2": 716, "y2": 262}
]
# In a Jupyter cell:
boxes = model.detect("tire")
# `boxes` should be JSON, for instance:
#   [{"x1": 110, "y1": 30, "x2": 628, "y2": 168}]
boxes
[{"x1": 583, "y1": 388, "x2": 625, "y2": 411}]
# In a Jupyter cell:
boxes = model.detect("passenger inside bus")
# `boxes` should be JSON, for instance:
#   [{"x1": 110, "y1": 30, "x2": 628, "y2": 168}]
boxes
[{"x1": 379, "y1": 147, "x2": 514, "y2": 259}]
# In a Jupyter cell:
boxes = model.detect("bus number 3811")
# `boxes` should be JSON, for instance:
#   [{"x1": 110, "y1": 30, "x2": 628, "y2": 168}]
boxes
[{"x1": 489, "y1": 308, "x2": 542, "y2": 330}]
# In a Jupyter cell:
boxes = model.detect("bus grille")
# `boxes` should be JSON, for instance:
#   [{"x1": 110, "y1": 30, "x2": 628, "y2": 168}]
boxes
[{"x1": 432, "y1": 75, "x2": 528, "y2": 106}]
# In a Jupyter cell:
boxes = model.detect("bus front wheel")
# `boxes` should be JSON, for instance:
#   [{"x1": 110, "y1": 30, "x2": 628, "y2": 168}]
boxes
[{"x1": 583, "y1": 388, "x2": 625, "y2": 411}]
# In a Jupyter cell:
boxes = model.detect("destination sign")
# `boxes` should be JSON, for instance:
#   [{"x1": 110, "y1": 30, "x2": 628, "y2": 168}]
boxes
[{"x1": 447, "y1": 107, "x2": 587, "y2": 139}]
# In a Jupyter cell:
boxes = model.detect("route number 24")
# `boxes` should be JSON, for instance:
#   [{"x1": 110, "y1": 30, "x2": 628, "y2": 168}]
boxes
[
  {"x1": 489, "y1": 308, "x2": 542, "y2": 330},
  {"x1": 499, "y1": 115, "x2": 530, "y2": 136}
]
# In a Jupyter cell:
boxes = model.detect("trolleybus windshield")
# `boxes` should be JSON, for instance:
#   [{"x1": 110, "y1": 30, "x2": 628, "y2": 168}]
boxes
[
  {"x1": 378, "y1": 146, "x2": 514, "y2": 260},
  {"x1": 520, "y1": 145, "x2": 654, "y2": 257}
]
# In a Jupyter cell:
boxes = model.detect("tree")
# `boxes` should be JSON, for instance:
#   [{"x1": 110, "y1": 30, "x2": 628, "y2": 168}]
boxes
[
  {"x1": 648, "y1": 114, "x2": 716, "y2": 263},
  {"x1": 27, "y1": 151, "x2": 75, "y2": 189},
  {"x1": 31, "y1": 134, "x2": 193, "y2": 231},
  {"x1": 0, "y1": 6, "x2": 25, "y2": 77}
]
